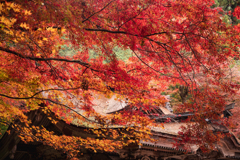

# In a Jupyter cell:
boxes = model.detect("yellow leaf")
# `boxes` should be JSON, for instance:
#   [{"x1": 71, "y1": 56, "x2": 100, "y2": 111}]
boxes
[
  {"x1": 20, "y1": 23, "x2": 29, "y2": 29},
  {"x1": 24, "y1": 10, "x2": 31, "y2": 16}
]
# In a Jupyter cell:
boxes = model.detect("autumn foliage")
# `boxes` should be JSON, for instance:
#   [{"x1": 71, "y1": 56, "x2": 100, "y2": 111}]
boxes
[{"x1": 0, "y1": 0, "x2": 240, "y2": 157}]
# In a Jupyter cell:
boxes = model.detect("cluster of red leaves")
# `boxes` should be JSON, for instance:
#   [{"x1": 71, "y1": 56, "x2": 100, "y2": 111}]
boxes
[
  {"x1": 0, "y1": 0, "x2": 240, "y2": 157},
  {"x1": 233, "y1": 6, "x2": 240, "y2": 20}
]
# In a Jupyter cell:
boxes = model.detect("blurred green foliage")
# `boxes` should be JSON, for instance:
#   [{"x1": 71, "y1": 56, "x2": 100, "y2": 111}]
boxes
[
  {"x1": 212, "y1": 0, "x2": 240, "y2": 24},
  {"x1": 0, "y1": 123, "x2": 8, "y2": 139}
]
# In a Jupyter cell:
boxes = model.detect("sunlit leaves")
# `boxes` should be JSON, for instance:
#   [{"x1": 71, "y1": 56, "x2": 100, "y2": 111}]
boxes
[{"x1": 0, "y1": 0, "x2": 239, "y2": 158}]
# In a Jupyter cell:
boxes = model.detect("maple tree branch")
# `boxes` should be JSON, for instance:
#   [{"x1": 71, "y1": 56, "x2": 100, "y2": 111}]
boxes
[
  {"x1": 0, "y1": 93, "x2": 35, "y2": 100},
  {"x1": 84, "y1": 28, "x2": 169, "y2": 38},
  {"x1": 37, "y1": 98, "x2": 98, "y2": 123},
  {"x1": 126, "y1": 68, "x2": 141, "y2": 73},
  {"x1": 0, "y1": 47, "x2": 102, "y2": 72},
  {"x1": 0, "y1": 84, "x2": 131, "y2": 125},
  {"x1": 0, "y1": 47, "x2": 88, "y2": 66},
  {"x1": 145, "y1": 32, "x2": 184, "y2": 37},
  {"x1": 0, "y1": 92, "x2": 99, "y2": 123},
  {"x1": 84, "y1": 28, "x2": 137, "y2": 35},
  {"x1": 28, "y1": 87, "x2": 84, "y2": 98}
]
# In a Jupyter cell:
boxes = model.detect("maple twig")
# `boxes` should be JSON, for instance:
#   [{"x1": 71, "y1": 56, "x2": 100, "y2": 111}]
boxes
[
  {"x1": 28, "y1": 37, "x2": 63, "y2": 79},
  {"x1": 132, "y1": 50, "x2": 180, "y2": 79},
  {"x1": 118, "y1": 5, "x2": 149, "y2": 30},
  {"x1": 82, "y1": 0, "x2": 116, "y2": 23},
  {"x1": 183, "y1": 33, "x2": 209, "y2": 71},
  {"x1": 145, "y1": 37, "x2": 190, "y2": 85}
]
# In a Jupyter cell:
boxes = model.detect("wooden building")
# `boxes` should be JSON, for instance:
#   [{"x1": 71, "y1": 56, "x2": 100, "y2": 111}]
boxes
[{"x1": 0, "y1": 103, "x2": 240, "y2": 160}]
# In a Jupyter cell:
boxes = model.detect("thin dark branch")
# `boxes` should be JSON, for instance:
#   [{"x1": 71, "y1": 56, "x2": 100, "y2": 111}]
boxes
[
  {"x1": 84, "y1": 28, "x2": 169, "y2": 37},
  {"x1": 182, "y1": 33, "x2": 209, "y2": 71},
  {"x1": 38, "y1": 98, "x2": 98, "y2": 123},
  {"x1": 82, "y1": 0, "x2": 115, "y2": 23},
  {"x1": 0, "y1": 92, "x2": 98, "y2": 123},
  {"x1": 118, "y1": 5, "x2": 149, "y2": 30},
  {"x1": 0, "y1": 47, "x2": 101, "y2": 73},
  {"x1": 132, "y1": 50, "x2": 180, "y2": 79}
]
